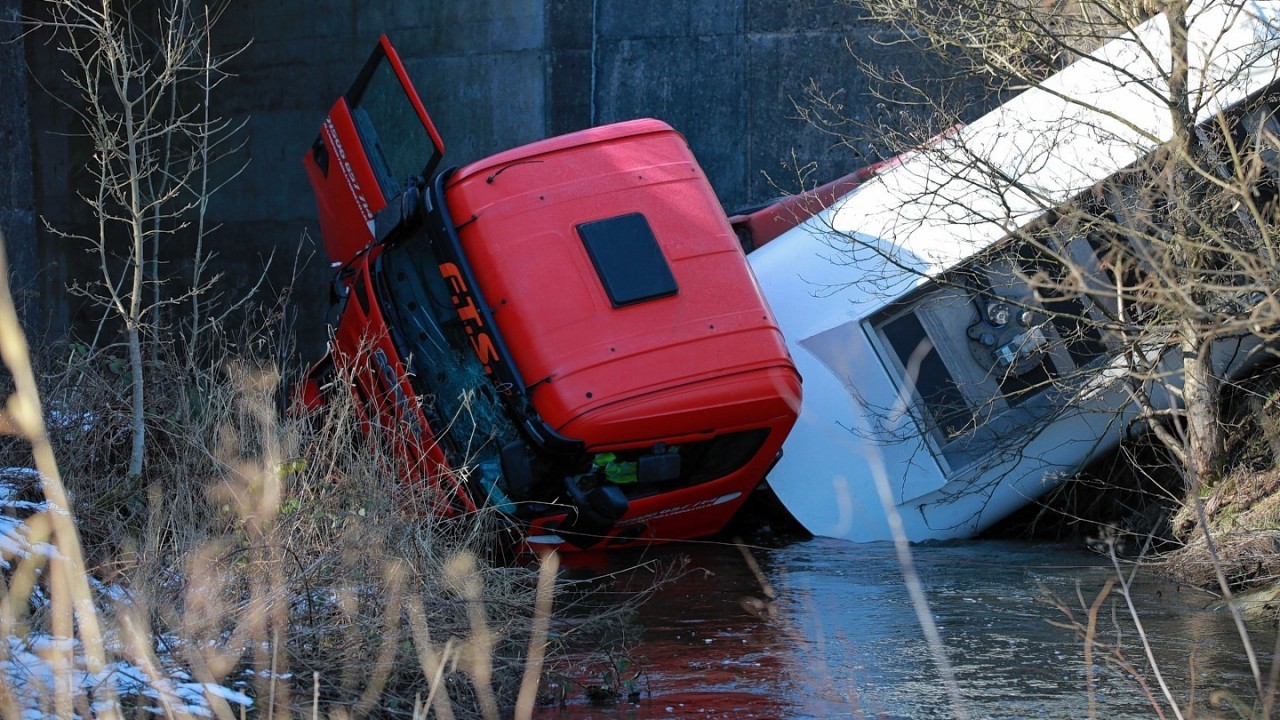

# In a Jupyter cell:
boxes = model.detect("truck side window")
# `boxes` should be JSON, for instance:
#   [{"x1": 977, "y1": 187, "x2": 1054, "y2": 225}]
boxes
[
  {"x1": 879, "y1": 311, "x2": 971, "y2": 440},
  {"x1": 349, "y1": 60, "x2": 436, "y2": 201}
]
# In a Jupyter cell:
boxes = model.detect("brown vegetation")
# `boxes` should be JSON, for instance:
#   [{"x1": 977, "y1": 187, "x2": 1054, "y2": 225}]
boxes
[
  {"x1": 0, "y1": 322, "x2": 578, "y2": 717},
  {"x1": 1153, "y1": 368, "x2": 1280, "y2": 609}
]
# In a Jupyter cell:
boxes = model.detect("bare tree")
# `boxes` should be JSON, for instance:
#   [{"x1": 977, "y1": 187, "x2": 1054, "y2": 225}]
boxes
[
  {"x1": 788, "y1": 0, "x2": 1280, "y2": 529},
  {"x1": 748, "y1": 7, "x2": 1280, "y2": 704},
  {"x1": 33, "y1": 0, "x2": 252, "y2": 478}
]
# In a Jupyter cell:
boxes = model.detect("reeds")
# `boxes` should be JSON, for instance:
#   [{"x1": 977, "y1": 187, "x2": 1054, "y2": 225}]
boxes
[{"x1": 0, "y1": 243, "x2": 565, "y2": 718}]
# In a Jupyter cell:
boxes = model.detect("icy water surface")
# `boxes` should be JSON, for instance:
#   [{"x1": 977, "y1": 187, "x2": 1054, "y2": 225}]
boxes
[{"x1": 541, "y1": 538, "x2": 1275, "y2": 719}]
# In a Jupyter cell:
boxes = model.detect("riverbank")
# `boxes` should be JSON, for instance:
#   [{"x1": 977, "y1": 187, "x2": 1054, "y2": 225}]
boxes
[
  {"x1": 5, "y1": 322, "x2": 1278, "y2": 714},
  {"x1": 983, "y1": 363, "x2": 1280, "y2": 623},
  {"x1": 0, "y1": 344, "x2": 579, "y2": 717}
]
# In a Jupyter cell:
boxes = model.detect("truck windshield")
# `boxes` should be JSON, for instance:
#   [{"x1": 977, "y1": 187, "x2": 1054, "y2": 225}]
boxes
[
  {"x1": 377, "y1": 228, "x2": 769, "y2": 516},
  {"x1": 378, "y1": 235, "x2": 520, "y2": 479}
]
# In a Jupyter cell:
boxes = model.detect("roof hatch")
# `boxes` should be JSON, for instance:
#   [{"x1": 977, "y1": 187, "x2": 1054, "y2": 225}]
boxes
[{"x1": 577, "y1": 213, "x2": 678, "y2": 307}]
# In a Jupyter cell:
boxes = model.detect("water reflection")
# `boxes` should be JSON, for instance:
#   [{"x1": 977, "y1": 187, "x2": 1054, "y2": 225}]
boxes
[{"x1": 540, "y1": 538, "x2": 1275, "y2": 719}]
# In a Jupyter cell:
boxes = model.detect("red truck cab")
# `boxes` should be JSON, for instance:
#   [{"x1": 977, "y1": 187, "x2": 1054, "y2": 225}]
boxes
[{"x1": 300, "y1": 37, "x2": 800, "y2": 550}]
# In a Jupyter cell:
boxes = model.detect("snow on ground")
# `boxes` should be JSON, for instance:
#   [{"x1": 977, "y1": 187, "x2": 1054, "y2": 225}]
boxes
[
  {"x1": 2, "y1": 636, "x2": 253, "y2": 718},
  {"x1": 0, "y1": 467, "x2": 52, "y2": 571},
  {"x1": 0, "y1": 468, "x2": 254, "y2": 717}
]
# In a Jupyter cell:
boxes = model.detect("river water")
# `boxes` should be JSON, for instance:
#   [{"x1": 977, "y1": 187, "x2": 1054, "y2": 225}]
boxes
[{"x1": 541, "y1": 538, "x2": 1277, "y2": 719}]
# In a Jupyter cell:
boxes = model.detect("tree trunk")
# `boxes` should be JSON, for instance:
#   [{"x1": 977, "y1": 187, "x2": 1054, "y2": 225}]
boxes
[
  {"x1": 1182, "y1": 326, "x2": 1222, "y2": 498},
  {"x1": 127, "y1": 321, "x2": 144, "y2": 479}
]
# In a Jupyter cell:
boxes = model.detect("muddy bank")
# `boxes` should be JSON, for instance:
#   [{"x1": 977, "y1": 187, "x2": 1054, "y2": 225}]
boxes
[{"x1": 980, "y1": 366, "x2": 1280, "y2": 618}]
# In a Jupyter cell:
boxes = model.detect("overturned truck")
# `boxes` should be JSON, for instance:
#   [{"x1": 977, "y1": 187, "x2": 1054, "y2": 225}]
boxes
[
  {"x1": 740, "y1": 0, "x2": 1280, "y2": 542},
  {"x1": 297, "y1": 38, "x2": 801, "y2": 551}
]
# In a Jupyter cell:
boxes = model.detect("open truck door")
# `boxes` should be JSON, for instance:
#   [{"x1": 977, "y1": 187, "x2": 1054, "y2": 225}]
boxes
[
  {"x1": 304, "y1": 36, "x2": 445, "y2": 266},
  {"x1": 298, "y1": 37, "x2": 467, "y2": 516}
]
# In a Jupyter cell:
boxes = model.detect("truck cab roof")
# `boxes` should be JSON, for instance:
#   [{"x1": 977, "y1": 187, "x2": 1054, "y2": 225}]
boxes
[{"x1": 444, "y1": 120, "x2": 798, "y2": 446}]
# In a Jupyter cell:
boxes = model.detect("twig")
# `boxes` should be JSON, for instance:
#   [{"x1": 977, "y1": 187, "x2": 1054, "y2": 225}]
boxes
[
  {"x1": 1084, "y1": 578, "x2": 1115, "y2": 719},
  {"x1": 1108, "y1": 542, "x2": 1186, "y2": 720},
  {"x1": 515, "y1": 551, "x2": 560, "y2": 719}
]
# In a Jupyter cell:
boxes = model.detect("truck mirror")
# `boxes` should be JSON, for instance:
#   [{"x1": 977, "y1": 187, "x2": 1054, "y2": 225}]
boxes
[
  {"x1": 638, "y1": 449, "x2": 681, "y2": 484},
  {"x1": 559, "y1": 476, "x2": 629, "y2": 549},
  {"x1": 374, "y1": 180, "x2": 424, "y2": 245},
  {"x1": 500, "y1": 441, "x2": 535, "y2": 499}
]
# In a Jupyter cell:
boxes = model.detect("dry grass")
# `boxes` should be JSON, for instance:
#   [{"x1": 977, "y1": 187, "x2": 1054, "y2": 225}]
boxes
[
  {"x1": 0, "y1": 278, "x2": 588, "y2": 717},
  {"x1": 1153, "y1": 368, "x2": 1280, "y2": 604}
]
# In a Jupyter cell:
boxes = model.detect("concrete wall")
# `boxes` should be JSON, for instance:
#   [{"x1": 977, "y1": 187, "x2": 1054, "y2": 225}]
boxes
[
  {"x1": 583, "y1": 0, "x2": 902, "y2": 211},
  {"x1": 16, "y1": 0, "x2": 970, "y2": 356},
  {"x1": 0, "y1": 0, "x2": 38, "y2": 333}
]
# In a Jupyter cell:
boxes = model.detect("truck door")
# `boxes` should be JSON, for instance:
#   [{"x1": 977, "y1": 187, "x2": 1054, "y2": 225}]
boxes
[{"x1": 304, "y1": 35, "x2": 445, "y2": 266}]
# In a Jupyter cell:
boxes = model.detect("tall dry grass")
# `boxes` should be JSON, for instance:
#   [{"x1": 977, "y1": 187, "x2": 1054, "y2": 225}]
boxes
[{"x1": 0, "y1": 245, "x2": 576, "y2": 717}]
